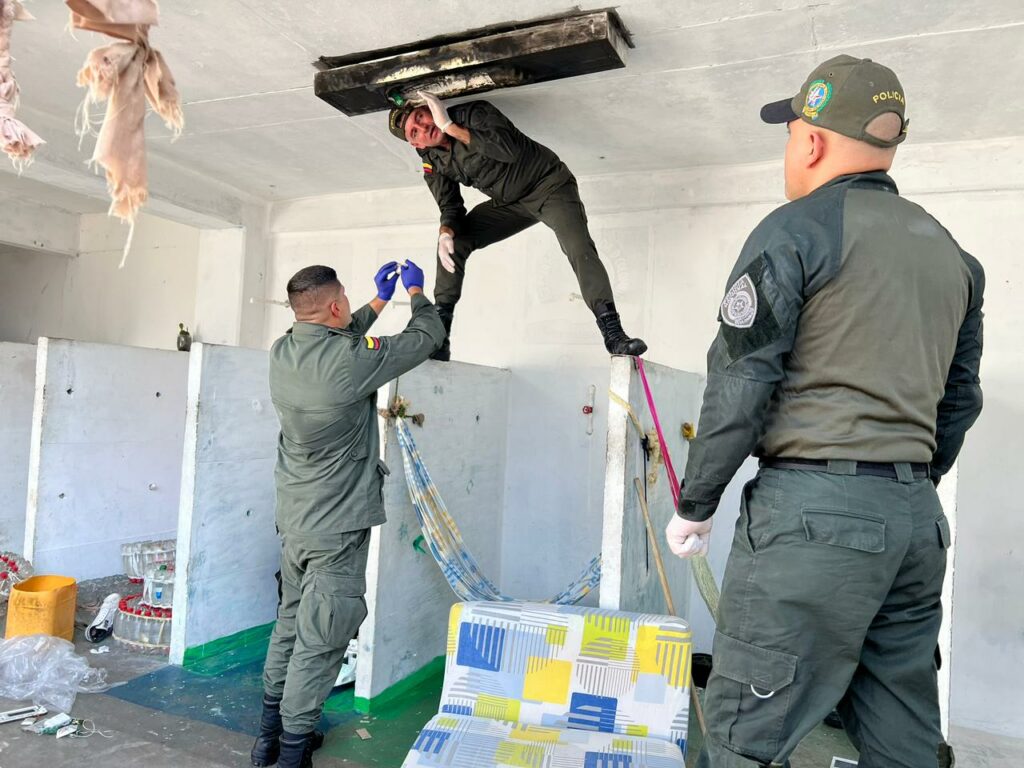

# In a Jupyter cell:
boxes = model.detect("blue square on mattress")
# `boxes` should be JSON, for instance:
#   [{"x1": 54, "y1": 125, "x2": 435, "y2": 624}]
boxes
[
  {"x1": 457, "y1": 622, "x2": 506, "y2": 672},
  {"x1": 584, "y1": 752, "x2": 633, "y2": 767},
  {"x1": 568, "y1": 692, "x2": 617, "y2": 733}
]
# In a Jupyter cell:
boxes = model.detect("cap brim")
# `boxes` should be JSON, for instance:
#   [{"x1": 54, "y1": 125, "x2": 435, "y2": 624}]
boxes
[{"x1": 760, "y1": 98, "x2": 798, "y2": 124}]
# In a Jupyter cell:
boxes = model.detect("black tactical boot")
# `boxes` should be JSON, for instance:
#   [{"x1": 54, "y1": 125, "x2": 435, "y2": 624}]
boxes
[
  {"x1": 251, "y1": 696, "x2": 324, "y2": 767},
  {"x1": 430, "y1": 304, "x2": 454, "y2": 362},
  {"x1": 596, "y1": 302, "x2": 647, "y2": 356},
  {"x1": 277, "y1": 730, "x2": 316, "y2": 768}
]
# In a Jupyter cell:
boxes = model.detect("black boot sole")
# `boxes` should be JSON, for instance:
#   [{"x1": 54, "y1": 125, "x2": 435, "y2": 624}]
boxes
[{"x1": 606, "y1": 338, "x2": 648, "y2": 356}]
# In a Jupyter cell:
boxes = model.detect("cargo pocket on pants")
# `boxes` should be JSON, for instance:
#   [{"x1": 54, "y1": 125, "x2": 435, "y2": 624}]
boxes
[
  {"x1": 709, "y1": 630, "x2": 798, "y2": 760},
  {"x1": 801, "y1": 507, "x2": 886, "y2": 553},
  {"x1": 306, "y1": 570, "x2": 368, "y2": 649},
  {"x1": 372, "y1": 459, "x2": 390, "y2": 505}
]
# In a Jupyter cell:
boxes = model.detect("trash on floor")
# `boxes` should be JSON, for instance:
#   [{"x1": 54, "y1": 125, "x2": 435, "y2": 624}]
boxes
[
  {"x1": 0, "y1": 704, "x2": 46, "y2": 724},
  {"x1": 0, "y1": 634, "x2": 109, "y2": 712},
  {"x1": 85, "y1": 592, "x2": 121, "y2": 643}
]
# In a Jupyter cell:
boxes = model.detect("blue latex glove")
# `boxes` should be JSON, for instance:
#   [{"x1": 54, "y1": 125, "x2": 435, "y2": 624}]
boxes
[
  {"x1": 374, "y1": 261, "x2": 400, "y2": 301},
  {"x1": 401, "y1": 259, "x2": 425, "y2": 291}
]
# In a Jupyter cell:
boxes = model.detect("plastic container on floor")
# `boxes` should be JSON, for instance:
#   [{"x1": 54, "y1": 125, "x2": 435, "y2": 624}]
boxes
[
  {"x1": 5, "y1": 575, "x2": 77, "y2": 641},
  {"x1": 121, "y1": 539, "x2": 176, "y2": 579},
  {"x1": 142, "y1": 563, "x2": 174, "y2": 608}
]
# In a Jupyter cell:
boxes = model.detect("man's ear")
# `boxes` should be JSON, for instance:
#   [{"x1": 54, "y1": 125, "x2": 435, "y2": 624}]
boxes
[
  {"x1": 328, "y1": 301, "x2": 341, "y2": 318},
  {"x1": 807, "y1": 129, "x2": 826, "y2": 167}
]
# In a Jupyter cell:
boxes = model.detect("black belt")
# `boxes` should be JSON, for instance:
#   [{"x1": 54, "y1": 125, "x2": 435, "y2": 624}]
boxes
[{"x1": 760, "y1": 458, "x2": 929, "y2": 480}]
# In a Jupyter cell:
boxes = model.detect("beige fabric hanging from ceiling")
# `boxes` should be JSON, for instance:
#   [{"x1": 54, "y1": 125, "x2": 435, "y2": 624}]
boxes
[
  {"x1": 68, "y1": 0, "x2": 183, "y2": 260},
  {"x1": 0, "y1": 0, "x2": 45, "y2": 170}
]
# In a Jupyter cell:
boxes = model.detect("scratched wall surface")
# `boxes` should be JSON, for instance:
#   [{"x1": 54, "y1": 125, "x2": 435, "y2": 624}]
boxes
[
  {"x1": 0, "y1": 342, "x2": 36, "y2": 553},
  {"x1": 26, "y1": 338, "x2": 188, "y2": 580},
  {"x1": 172, "y1": 343, "x2": 281, "y2": 663},
  {"x1": 600, "y1": 358, "x2": 705, "y2": 630},
  {"x1": 358, "y1": 360, "x2": 509, "y2": 701}
]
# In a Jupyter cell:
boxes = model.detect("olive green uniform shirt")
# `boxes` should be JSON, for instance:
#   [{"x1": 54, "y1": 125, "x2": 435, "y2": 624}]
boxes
[
  {"x1": 681, "y1": 172, "x2": 985, "y2": 521},
  {"x1": 269, "y1": 294, "x2": 446, "y2": 545}
]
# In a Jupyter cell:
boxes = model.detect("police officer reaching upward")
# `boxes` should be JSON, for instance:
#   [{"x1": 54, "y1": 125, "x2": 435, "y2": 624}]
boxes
[
  {"x1": 251, "y1": 260, "x2": 445, "y2": 768},
  {"x1": 666, "y1": 56, "x2": 983, "y2": 767},
  {"x1": 389, "y1": 91, "x2": 647, "y2": 361}
]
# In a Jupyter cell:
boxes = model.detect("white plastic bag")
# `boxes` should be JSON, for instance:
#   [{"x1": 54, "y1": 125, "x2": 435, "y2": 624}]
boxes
[{"x1": 0, "y1": 634, "x2": 109, "y2": 713}]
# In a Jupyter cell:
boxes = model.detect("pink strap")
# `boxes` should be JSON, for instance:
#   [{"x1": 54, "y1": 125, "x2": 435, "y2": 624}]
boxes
[{"x1": 636, "y1": 357, "x2": 681, "y2": 508}]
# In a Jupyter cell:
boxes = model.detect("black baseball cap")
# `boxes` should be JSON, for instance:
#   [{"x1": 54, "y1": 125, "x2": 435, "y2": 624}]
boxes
[
  {"x1": 760, "y1": 55, "x2": 908, "y2": 147},
  {"x1": 388, "y1": 107, "x2": 412, "y2": 141}
]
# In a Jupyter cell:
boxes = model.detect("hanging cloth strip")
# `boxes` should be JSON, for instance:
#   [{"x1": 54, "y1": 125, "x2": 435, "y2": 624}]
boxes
[
  {"x1": 631, "y1": 358, "x2": 721, "y2": 620},
  {"x1": 0, "y1": 0, "x2": 44, "y2": 170},
  {"x1": 394, "y1": 417, "x2": 601, "y2": 604}
]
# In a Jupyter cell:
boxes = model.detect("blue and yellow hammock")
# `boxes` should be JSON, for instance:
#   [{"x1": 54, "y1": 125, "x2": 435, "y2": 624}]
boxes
[{"x1": 394, "y1": 417, "x2": 601, "y2": 604}]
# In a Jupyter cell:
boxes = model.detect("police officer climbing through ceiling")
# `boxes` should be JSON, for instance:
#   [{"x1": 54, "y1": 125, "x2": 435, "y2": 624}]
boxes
[
  {"x1": 664, "y1": 55, "x2": 983, "y2": 768},
  {"x1": 388, "y1": 91, "x2": 647, "y2": 361},
  {"x1": 252, "y1": 260, "x2": 445, "y2": 768}
]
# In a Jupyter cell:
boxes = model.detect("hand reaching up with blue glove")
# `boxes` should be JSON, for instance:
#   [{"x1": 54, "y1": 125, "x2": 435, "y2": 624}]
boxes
[
  {"x1": 374, "y1": 261, "x2": 400, "y2": 301},
  {"x1": 401, "y1": 260, "x2": 425, "y2": 293}
]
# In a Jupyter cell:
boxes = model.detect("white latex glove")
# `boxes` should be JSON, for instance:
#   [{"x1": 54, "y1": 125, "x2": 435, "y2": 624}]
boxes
[
  {"x1": 418, "y1": 90, "x2": 452, "y2": 132},
  {"x1": 665, "y1": 514, "x2": 712, "y2": 558},
  {"x1": 437, "y1": 232, "x2": 456, "y2": 274}
]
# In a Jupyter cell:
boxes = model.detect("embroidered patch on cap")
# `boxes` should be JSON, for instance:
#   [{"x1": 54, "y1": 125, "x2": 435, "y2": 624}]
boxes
[
  {"x1": 365, "y1": 336, "x2": 382, "y2": 350},
  {"x1": 802, "y1": 79, "x2": 832, "y2": 120},
  {"x1": 721, "y1": 274, "x2": 757, "y2": 329}
]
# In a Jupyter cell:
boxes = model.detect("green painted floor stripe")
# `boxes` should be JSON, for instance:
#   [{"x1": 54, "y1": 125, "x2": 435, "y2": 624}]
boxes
[
  {"x1": 182, "y1": 621, "x2": 275, "y2": 676},
  {"x1": 354, "y1": 655, "x2": 445, "y2": 714}
]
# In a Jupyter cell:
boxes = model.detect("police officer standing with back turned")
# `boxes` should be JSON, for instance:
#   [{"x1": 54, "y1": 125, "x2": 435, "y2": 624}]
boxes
[
  {"x1": 251, "y1": 259, "x2": 445, "y2": 768},
  {"x1": 665, "y1": 56, "x2": 983, "y2": 767}
]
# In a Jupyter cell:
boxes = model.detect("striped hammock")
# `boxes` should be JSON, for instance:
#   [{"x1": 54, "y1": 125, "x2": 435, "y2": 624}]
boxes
[{"x1": 394, "y1": 417, "x2": 601, "y2": 604}]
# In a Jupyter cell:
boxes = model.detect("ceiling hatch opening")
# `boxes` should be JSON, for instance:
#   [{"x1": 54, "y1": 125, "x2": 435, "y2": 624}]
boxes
[{"x1": 313, "y1": 8, "x2": 633, "y2": 116}]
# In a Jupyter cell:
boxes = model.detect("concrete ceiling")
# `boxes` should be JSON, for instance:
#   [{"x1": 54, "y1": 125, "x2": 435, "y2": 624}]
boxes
[{"x1": 6, "y1": 0, "x2": 1024, "y2": 210}]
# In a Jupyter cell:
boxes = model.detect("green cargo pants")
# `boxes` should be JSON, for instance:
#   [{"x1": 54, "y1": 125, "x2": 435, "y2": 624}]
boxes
[
  {"x1": 262, "y1": 529, "x2": 370, "y2": 734},
  {"x1": 697, "y1": 463, "x2": 952, "y2": 768},
  {"x1": 433, "y1": 180, "x2": 615, "y2": 315}
]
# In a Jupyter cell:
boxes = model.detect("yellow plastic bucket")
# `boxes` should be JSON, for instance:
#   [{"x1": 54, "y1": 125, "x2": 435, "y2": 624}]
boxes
[{"x1": 5, "y1": 575, "x2": 77, "y2": 641}]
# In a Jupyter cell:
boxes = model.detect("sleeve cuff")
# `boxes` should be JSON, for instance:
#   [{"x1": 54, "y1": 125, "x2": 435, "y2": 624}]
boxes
[
  {"x1": 410, "y1": 293, "x2": 432, "y2": 310},
  {"x1": 678, "y1": 497, "x2": 717, "y2": 522}
]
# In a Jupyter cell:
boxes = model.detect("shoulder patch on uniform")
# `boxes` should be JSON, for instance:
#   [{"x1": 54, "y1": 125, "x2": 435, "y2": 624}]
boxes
[
  {"x1": 422, "y1": 162, "x2": 433, "y2": 175},
  {"x1": 718, "y1": 254, "x2": 784, "y2": 364},
  {"x1": 365, "y1": 336, "x2": 382, "y2": 350},
  {"x1": 721, "y1": 274, "x2": 757, "y2": 329}
]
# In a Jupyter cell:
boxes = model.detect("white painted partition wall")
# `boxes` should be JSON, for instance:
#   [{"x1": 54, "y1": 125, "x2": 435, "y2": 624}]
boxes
[
  {"x1": 171, "y1": 343, "x2": 280, "y2": 664},
  {"x1": 358, "y1": 360, "x2": 509, "y2": 703},
  {"x1": 0, "y1": 343, "x2": 36, "y2": 552},
  {"x1": 600, "y1": 357, "x2": 703, "y2": 626},
  {"x1": 24, "y1": 338, "x2": 188, "y2": 579}
]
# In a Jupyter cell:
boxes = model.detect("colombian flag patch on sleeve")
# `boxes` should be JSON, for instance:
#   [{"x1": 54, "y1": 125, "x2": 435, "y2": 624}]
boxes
[
  {"x1": 422, "y1": 162, "x2": 433, "y2": 175},
  {"x1": 365, "y1": 336, "x2": 382, "y2": 350}
]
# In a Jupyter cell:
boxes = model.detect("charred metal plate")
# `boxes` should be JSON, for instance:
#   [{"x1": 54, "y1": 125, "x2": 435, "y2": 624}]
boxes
[{"x1": 314, "y1": 9, "x2": 632, "y2": 116}]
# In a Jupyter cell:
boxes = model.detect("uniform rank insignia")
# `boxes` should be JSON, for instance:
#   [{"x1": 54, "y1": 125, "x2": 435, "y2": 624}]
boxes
[
  {"x1": 422, "y1": 162, "x2": 433, "y2": 175},
  {"x1": 365, "y1": 336, "x2": 382, "y2": 350},
  {"x1": 721, "y1": 274, "x2": 757, "y2": 329}
]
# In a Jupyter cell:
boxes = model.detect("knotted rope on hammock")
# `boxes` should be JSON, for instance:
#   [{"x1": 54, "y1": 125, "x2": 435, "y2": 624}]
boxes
[{"x1": 393, "y1": 416, "x2": 601, "y2": 604}]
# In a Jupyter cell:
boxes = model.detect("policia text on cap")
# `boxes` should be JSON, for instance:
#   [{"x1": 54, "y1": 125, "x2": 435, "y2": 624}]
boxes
[{"x1": 665, "y1": 55, "x2": 982, "y2": 768}]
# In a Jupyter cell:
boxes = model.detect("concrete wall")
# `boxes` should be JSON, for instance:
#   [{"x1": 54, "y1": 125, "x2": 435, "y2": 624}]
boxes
[
  {"x1": 171, "y1": 343, "x2": 280, "y2": 663},
  {"x1": 0, "y1": 343, "x2": 36, "y2": 552},
  {"x1": 24, "y1": 338, "x2": 188, "y2": 580},
  {"x1": 0, "y1": 214, "x2": 201, "y2": 349},
  {"x1": 263, "y1": 135, "x2": 1024, "y2": 738},
  {"x1": 359, "y1": 361, "x2": 509, "y2": 701},
  {"x1": 600, "y1": 358, "x2": 704, "y2": 635}
]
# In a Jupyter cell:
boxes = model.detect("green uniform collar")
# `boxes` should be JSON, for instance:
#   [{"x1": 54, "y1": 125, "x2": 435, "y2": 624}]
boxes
[
  {"x1": 820, "y1": 170, "x2": 898, "y2": 195},
  {"x1": 288, "y1": 322, "x2": 351, "y2": 337}
]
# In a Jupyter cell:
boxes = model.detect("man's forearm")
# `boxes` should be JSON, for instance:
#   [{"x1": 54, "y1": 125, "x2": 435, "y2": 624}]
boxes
[
  {"x1": 444, "y1": 123, "x2": 471, "y2": 145},
  {"x1": 369, "y1": 297, "x2": 388, "y2": 316}
]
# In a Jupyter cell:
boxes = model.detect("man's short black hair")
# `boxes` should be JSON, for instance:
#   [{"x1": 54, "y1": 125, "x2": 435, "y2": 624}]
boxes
[{"x1": 286, "y1": 265, "x2": 340, "y2": 313}]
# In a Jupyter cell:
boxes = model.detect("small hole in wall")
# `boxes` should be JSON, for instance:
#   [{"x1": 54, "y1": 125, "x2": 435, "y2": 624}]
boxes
[
  {"x1": 475, "y1": 415, "x2": 480, "y2": 422},
  {"x1": 66, "y1": 388, "x2": 73, "y2": 395},
  {"x1": 58, "y1": 493, "x2": 65, "y2": 499},
  {"x1": 156, "y1": 392, "x2": 161, "y2": 398},
  {"x1": 245, "y1": 509, "x2": 252, "y2": 517}
]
